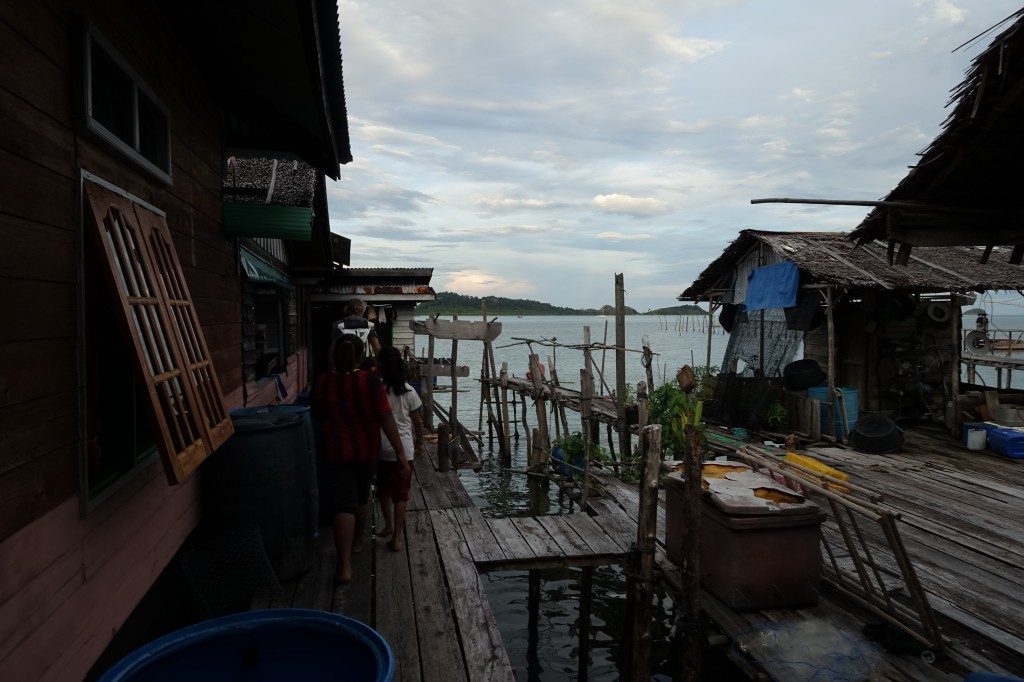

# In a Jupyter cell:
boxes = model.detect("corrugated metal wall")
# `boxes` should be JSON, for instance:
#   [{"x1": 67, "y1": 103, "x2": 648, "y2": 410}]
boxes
[
  {"x1": 252, "y1": 237, "x2": 289, "y2": 265},
  {"x1": 392, "y1": 304, "x2": 416, "y2": 352},
  {"x1": 732, "y1": 244, "x2": 783, "y2": 304}
]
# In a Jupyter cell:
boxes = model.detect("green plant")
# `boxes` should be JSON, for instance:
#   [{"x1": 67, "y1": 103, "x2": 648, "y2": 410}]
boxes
[
  {"x1": 552, "y1": 431, "x2": 609, "y2": 476},
  {"x1": 622, "y1": 383, "x2": 637, "y2": 407},
  {"x1": 693, "y1": 365, "x2": 719, "y2": 401},
  {"x1": 765, "y1": 400, "x2": 788, "y2": 428},
  {"x1": 647, "y1": 383, "x2": 706, "y2": 457}
]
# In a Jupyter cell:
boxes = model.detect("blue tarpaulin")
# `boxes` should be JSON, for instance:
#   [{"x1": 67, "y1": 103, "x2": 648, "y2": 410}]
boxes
[{"x1": 745, "y1": 261, "x2": 799, "y2": 311}]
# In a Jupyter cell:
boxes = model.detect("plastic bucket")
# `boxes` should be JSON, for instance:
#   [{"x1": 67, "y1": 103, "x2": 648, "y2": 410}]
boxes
[
  {"x1": 807, "y1": 387, "x2": 859, "y2": 438},
  {"x1": 966, "y1": 428, "x2": 988, "y2": 451},
  {"x1": 100, "y1": 609, "x2": 395, "y2": 682}
]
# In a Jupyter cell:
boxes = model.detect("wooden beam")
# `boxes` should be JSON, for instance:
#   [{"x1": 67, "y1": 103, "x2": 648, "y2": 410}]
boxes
[{"x1": 409, "y1": 319, "x2": 502, "y2": 342}]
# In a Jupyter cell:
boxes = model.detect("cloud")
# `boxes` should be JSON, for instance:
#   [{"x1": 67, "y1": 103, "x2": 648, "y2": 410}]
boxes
[
  {"x1": 916, "y1": 0, "x2": 967, "y2": 24},
  {"x1": 475, "y1": 196, "x2": 562, "y2": 213},
  {"x1": 596, "y1": 231, "x2": 653, "y2": 241},
  {"x1": 591, "y1": 194, "x2": 671, "y2": 217}
]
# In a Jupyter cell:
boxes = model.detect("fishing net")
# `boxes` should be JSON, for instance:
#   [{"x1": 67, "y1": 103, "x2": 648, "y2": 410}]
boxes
[{"x1": 721, "y1": 308, "x2": 803, "y2": 377}]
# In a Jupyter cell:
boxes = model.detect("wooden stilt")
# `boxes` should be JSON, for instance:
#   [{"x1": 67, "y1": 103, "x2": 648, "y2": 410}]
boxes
[
  {"x1": 949, "y1": 292, "x2": 961, "y2": 432},
  {"x1": 629, "y1": 424, "x2": 661, "y2": 682},
  {"x1": 614, "y1": 274, "x2": 630, "y2": 459},
  {"x1": 599, "y1": 320, "x2": 609, "y2": 396},
  {"x1": 578, "y1": 567, "x2": 593, "y2": 682},
  {"x1": 449, "y1": 315, "x2": 460, "y2": 436},
  {"x1": 499, "y1": 361, "x2": 512, "y2": 465},
  {"x1": 677, "y1": 425, "x2": 703, "y2": 682},
  {"x1": 424, "y1": 333, "x2": 435, "y2": 431},
  {"x1": 487, "y1": 341, "x2": 506, "y2": 457},
  {"x1": 580, "y1": 367, "x2": 593, "y2": 510},
  {"x1": 529, "y1": 354, "x2": 550, "y2": 459}
]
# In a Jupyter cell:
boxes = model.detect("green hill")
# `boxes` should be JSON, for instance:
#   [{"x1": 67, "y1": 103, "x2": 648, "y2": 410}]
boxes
[
  {"x1": 415, "y1": 292, "x2": 640, "y2": 316},
  {"x1": 644, "y1": 304, "x2": 705, "y2": 315}
]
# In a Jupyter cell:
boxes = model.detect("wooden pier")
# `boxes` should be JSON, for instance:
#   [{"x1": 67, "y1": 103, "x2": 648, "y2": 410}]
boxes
[{"x1": 252, "y1": 422, "x2": 1024, "y2": 681}]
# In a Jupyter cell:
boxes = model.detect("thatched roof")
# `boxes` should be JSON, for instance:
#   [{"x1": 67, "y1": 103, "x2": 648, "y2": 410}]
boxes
[
  {"x1": 680, "y1": 230, "x2": 1024, "y2": 300},
  {"x1": 224, "y1": 157, "x2": 317, "y2": 208},
  {"x1": 851, "y1": 9, "x2": 1024, "y2": 247}
]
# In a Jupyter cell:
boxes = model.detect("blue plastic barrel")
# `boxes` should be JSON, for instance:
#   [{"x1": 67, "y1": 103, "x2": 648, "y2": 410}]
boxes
[
  {"x1": 807, "y1": 387, "x2": 859, "y2": 438},
  {"x1": 100, "y1": 609, "x2": 395, "y2": 682}
]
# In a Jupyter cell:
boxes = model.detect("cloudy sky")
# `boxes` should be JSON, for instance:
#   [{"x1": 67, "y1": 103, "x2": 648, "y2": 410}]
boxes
[{"x1": 329, "y1": 0, "x2": 1019, "y2": 311}]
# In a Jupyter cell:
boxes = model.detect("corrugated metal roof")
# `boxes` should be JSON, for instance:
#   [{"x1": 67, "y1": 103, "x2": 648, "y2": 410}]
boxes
[{"x1": 680, "y1": 230, "x2": 1024, "y2": 300}]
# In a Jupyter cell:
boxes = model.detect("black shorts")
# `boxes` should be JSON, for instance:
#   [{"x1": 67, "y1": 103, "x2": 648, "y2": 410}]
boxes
[{"x1": 326, "y1": 460, "x2": 378, "y2": 515}]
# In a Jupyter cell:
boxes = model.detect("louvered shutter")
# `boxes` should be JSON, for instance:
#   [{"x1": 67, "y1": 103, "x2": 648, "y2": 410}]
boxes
[{"x1": 85, "y1": 182, "x2": 233, "y2": 483}]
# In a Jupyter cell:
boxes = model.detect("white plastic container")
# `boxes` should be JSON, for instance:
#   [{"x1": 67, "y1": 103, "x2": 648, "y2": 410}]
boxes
[{"x1": 967, "y1": 428, "x2": 988, "y2": 451}]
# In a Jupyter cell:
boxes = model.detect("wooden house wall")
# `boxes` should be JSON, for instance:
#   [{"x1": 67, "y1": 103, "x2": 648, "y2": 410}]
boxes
[
  {"x1": 0, "y1": 1, "x2": 245, "y2": 679},
  {"x1": 802, "y1": 295, "x2": 956, "y2": 412},
  {"x1": 393, "y1": 303, "x2": 417, "y2": 353}
]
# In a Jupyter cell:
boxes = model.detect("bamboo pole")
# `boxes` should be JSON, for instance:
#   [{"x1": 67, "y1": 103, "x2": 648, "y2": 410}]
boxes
[
  {"x1": 705, "y1": 298, "x2": 714, "y2": 373},
  {"x1": 548, "y1": 354, "x2": 561, "y2": 442},
  {"x1": 629, "y1": 424, "x2": 661, "y2": 682},
  {"x1": 449, "y1": 315, "x2": 459, "y2": 434},
  {"x1": 615, "y1": 274, "x2": 630, "y2": 459},
  {"x1": 642, "y1": 343, "x2": 655, "y2": 390}
]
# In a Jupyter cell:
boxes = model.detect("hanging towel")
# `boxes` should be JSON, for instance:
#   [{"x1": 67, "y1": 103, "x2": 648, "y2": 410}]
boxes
[{"x1": 745, "y1": 261, "x2": 799, "y2": 311}]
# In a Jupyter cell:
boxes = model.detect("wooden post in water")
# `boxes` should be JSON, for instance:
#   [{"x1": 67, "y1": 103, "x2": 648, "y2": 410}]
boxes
[
  {"x1": 637, "y1": 381, "x2": 648, "y2": 430},
  {"x1": 614, "y1": 274, "x2": 630, "y2": 460},
  {"x1": 599, "y1": 320, "x2": 609, "y2": 396},
  {"x1": 449, "y1": 314, "x2": 459, "y2": 434},
  {"x1": 705, "y1": 298, "x2": 714, "y2": 373},
  {"x1": 437, "y1": 423, "x2": 450, "y2": 473},
  {"x1": 677, "y1": 425, "x2": 703, "y2": 682},
  {"x1": 487, "y1": 340, "x2": 506, "y2": 457},
  {"x1": 630, "y1": 424, "x2": 661, "y2": 682},
  {"x1": 548, "y1": 355, "x2": 561, "y2": 442},
  {"x1": 579, "y1": 367, "x2": 593, "y2": 510},
  {"x1": 529, "y1": 354, "x2": 550, "y2": 461},
  {"x1": 578, "y1": 567, "x2": 594, "y2": 682},
  {"x1": 424, "y1": 333, "x2": 436, "y2": 431},
  {"x1": 642, "y1": 342, "x2": 655, "y2": 390},
  {"x1": 499, "y1": 362, "x2": 512, "y2": 465}
]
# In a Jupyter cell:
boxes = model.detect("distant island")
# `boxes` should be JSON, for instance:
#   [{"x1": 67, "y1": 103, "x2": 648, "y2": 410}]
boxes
[
  {"x1": 415, "y1": 292, "x2": 704, "y2": 316},
  {"x1": 644, "y1": 304, "x2": 705, "y2": 315}
]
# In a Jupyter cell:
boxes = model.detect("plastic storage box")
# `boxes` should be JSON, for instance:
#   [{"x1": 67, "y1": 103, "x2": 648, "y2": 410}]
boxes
[
  {"x1": 665, "y1": 462, "x2": 826, "y2": 611},
  {"x1": 986, "y1": 427, "x2": 1024, "y2": 459}
]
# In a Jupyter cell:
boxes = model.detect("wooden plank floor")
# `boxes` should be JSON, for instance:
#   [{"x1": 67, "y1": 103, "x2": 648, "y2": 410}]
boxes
[{"x1": 586, "y1": 425, "x2": 1024, "y2": 681}]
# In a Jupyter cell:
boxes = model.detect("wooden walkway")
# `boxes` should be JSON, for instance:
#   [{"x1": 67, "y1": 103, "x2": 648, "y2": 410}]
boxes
[{"x1": 253, "y1": 426, "x2": 1024, "y2": 681}]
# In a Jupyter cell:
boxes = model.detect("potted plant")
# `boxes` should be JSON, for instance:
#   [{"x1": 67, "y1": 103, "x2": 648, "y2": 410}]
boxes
[{"x1": 552, "y1": 432, "x2": 607, "y2": 477}]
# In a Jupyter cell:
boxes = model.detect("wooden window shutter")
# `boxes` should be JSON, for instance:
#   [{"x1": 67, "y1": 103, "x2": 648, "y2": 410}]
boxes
[{"x1": 85, "y1": 182, "x2": 233, "y2": 483}]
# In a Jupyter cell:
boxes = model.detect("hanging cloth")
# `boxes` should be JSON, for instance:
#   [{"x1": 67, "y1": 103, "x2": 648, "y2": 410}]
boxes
[{"x1": 745, "y1": 261, "x2": 799, "y2": 311}]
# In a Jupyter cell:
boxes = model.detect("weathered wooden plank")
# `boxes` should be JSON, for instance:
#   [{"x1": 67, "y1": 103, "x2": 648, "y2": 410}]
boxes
[
  {"x1": 406, "y1": 511, "x2": 469, "y2": 682},
  {"x1": 563, "y1": 512, "x2": 624, "y2": 556},
  {"x1": 438, "y1": 471, "x2": 476, "y2": 508},
  {"x1": 290, "y1": 532, "x2": 335, "y2": 611},
  {"x1": 375, "y1": 526, "x2": 422, "y2": 681},
  {"x1": 331, "y1": 533, "x2": 373, "y2": 625},
  {"x1": 414, "y1": 456, "x2": 451, "y2": 511},
  {"x1": 485, "y1": 517, "x2": 535, "y2": 561},
  {"x1": 430, "y1": 510, "x2": 515, "y2": 682},
  {"x1": 446, "y1": 508, "x2": 506, "y2": 564},
  {"x1": 536, "y1": 514, "x2": 592, "y2": 557},
  {"x1": 510, "y1": 516, "x2": 563, "y2": 559}
]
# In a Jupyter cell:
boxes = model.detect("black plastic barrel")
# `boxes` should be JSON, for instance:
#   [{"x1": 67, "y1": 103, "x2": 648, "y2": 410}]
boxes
[
  {"x1": 99, "y1": 609, "x2": 395, "y2": 682},
  {"x1": 204, "y1": 411, "x2": 317, "y2": 581}
]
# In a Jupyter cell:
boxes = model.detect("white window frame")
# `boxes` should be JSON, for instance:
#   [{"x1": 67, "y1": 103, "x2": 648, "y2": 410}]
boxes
[{"x1": 82, "y1": 24, "x2": 173, "y2": 185}]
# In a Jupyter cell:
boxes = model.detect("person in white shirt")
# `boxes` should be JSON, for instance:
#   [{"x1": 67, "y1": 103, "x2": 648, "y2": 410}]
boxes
[{"x1": 375, "y1": 347, "x2": 423, "y2": 551}]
